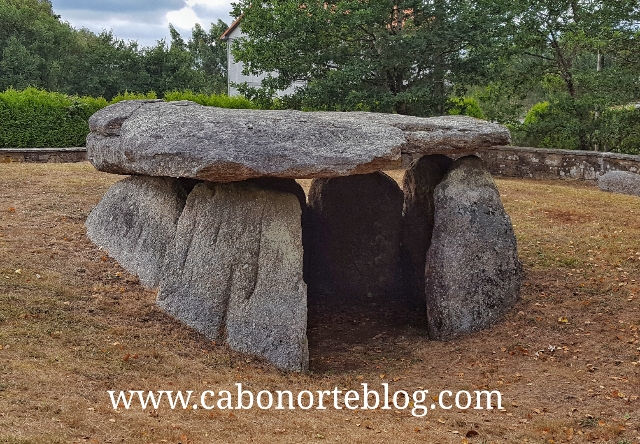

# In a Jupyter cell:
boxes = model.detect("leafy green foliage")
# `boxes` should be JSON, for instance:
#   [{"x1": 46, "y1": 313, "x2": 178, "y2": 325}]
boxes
[
  {"x1": 446, "y1": 97, "x2": 485, "y2": 119},
  {"x1": 511, "y1": 99, "x2": 585, "y2": 150},
  {"x1": 0, "y1": 0, "x2": 76, "y2": 91},
  {"x1": 0, "y1": 88, "x2": 265, "y2": 148},
  {"x1": 231, "y1": 0, "x2": 510, "y2": 116},
  {"x1": 598, "y1": 106, "x2": 640, "y2": 155},
  {"x1": 0, "y1": 0, "x2": 229, "y2": 100},
  {"x1": 163, "y1": 90, "x2": 257, "y2": 108},
  {"x1": 476, "y1": 0, "x2": 640, "y2": 152},
  {"x1": 511, "y1": 99, "x2": 640, "y2": 154},
  {"x1": 188, "y1": 21, "x2": 230, "y2": 95},
  {"x1": 0, "y1": 87, "x2": 106, "y2": 148},
  {"x1": 110, "y1": 91, "x2": 158, "y2": 103}
]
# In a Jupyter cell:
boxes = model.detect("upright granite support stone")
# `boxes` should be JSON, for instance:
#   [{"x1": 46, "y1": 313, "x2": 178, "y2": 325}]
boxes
[
  {"x1": 401, "y1": 155, "x2": 453, "y2": 309},
  {"x1": 425, "y1": 156, "x2": 521, "y2": 340},
  {"x1": 307, "y1": 172, "x2": 404, "y2": 302},
  {"x1": 85, "y1": 176, "x2": 191, "y2": 288},
  {"x1": 157, "y1": 180, "x2": 308, "y2": 372}
]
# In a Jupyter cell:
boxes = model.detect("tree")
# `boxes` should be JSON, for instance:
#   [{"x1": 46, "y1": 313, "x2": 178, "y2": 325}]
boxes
[
  {"x1": 60, "y1": 30, "x2": 148, "y2": 100},
  {"x1": 140, "y1": 22, "x2": 229, "y2": 97},
  {"x1": 188, "y1": 20, "x2": 229, "y2": 94},
  {"x1": 1, "y1": 0, "x2": 229, "y2": 99},
  {"x1": 0, "y1": 0, "x2": 76, "y2": 91},
  {"x1": 0, "y1": 36, "x2": 42, "y2": 89},
  {"x1": 230, "y1": 0, "x2": 510, "y2": 115},
  {"x1": 500, "y1": 0, "x2": 640, "y2": 150}
]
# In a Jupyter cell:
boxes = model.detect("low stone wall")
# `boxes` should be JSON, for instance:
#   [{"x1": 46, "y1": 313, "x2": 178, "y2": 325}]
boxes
[
  {"x1": 0, "y1": 148, "x2": 87, "y2": 164},
  {"x1": 4, "y1": 146, "x2": 640, "y2": 182},
  {"x1": 405, "y1": 146, "x2": 640, "y2": 181},
  {"x1": 478, "y1": 146, "x2": 640, "y2": 181}
]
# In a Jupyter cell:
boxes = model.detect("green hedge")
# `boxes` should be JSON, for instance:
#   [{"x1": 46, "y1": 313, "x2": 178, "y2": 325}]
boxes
[
  {"x1": 0, "y1": 87, "x2": 107, "y2": 148},
  {"x1": 163, "y1": 90, "x2": 257, "y2": 109},
  {"x1": 0, "y1": 88, "x2": 259, "y2": 148}
]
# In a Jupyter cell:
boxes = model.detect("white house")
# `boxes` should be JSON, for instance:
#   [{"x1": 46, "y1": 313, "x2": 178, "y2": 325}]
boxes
[{"x1": 220, "y1": 17, "x2": 305, "y2": 97}]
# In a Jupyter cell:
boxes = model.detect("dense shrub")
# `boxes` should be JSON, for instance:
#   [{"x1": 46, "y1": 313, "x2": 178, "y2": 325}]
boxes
[
  {"x1": 163, "y1": 90, "x2": 257, "y2": 109},
  {"x1": 0, "y1": 88, "x2": 259, "y2": 148},
  {"x1": 446, "y1": 97, "x2": 485, "y2": 119},
  {"x1": 511, "y1": 99, "x2": 640, "y2": 155},
  {"x1": 598, "y1": 106, "x2": 640, "y2": 155},
  {"x1": 510, "y1": 100, "x2": 585, "y2": 151},
  {"x1": 0, "y1": 87, "x2": 106, "y2": 148},
  {"x1": 110, "y1": 91, "x2": 158, "y2": 103}
]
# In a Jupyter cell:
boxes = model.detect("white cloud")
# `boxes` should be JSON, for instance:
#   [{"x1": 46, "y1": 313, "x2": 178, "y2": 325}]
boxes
[
  {"x1": 185, "y1": 0, "x2": 228, "y2": 8},
  {"x1": 50, "y1": 0, "x2": 234, "y2": 47},
  {"x1": 165, "y1": 0, "x2": 233, "y2": 32},
  {"x1": 165, "y1": 6, "x2": 201, "y2": 31}
]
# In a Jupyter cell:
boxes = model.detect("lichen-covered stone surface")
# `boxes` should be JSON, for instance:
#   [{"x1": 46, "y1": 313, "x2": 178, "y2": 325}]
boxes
[
  {"x1": 401, "y1": 155, "x2": 453, "y2": 309},
  {"x1": 85, "y1": 176, "x2": 190, "y2": 288},
  {"x1": 424, "y1": 156, "x2": 521, "y2": 340},
  {"x1": 156, "y1": 180, "x2": 308, "y2": 372},
  {"x1": 87, "y1": 100, "x2": 510, "y2": 182},
  {"x1": 598, "y1": 171, "x2": 640, "y2": 197},
  {"x1": 306, "y1": 172, "x2": 404, "y2": 302}
]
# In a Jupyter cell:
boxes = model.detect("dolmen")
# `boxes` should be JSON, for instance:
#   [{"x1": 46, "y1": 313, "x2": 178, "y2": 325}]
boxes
[{"x1": 85, "y1": 99, "x2": 522, "y2": 371}]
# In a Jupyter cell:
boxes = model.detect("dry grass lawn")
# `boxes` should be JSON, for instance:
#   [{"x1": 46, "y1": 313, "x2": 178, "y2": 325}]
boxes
[{"x1": 0, "y1": 162, "x2": 639, "y2": 444}]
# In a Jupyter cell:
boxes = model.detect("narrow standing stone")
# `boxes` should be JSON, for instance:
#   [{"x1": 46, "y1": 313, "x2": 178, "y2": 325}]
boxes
[
  {"x1": 424, "y1": 156, "x2": 521, "y2": 340},
  {"x1": 85, "y1": 176, "x2": 191, "y2": 288},
  {"x1": 401, "y1": 154, "x2": 453, "y2": 309}
]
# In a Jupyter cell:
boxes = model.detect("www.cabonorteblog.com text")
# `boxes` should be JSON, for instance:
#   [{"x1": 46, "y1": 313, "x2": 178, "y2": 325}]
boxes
[{"x1": 108, "y1": 384, "x2": 503, "y2": 417}]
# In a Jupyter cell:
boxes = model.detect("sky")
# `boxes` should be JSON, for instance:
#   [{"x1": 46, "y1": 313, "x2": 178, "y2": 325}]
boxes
[{"x1": 49, "y1": 0, "x2": 236, "y2": 48}]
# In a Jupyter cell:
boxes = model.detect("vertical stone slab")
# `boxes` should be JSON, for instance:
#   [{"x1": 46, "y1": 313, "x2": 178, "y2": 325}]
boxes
[
  {"x1": 245, "y1": 178, "x2": 311, "y2": 286},
  {"x1": 85, "y1": 176, "x2": 190, "y2": 288},
  {"x1": 401, "y1": 154, "x2": 453, "y2": 309},
  {"x1": 157, "y1": 180, "x2": 308, "y2": 372},
  {"x1": 425, "y1": 156, "x2": 521, "y2": 340},
  {"x1": 306, "y1": 172, "x2": 403, "y2": 301}
]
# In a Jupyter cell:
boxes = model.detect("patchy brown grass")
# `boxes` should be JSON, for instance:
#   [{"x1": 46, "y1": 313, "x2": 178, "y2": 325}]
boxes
[{"x1": 0, "y1": 162, "x2": 639, "y2": 444}]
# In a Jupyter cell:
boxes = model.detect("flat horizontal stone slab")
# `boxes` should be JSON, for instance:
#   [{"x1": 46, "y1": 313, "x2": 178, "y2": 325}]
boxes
[{"x1": 87, "y1": 100, "x2": 510, "y2": 182}]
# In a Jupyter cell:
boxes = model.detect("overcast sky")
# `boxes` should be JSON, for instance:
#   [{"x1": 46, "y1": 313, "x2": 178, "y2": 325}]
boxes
[{"x1": 49, "y1": 0, "x2": 236, "y2": 48}]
